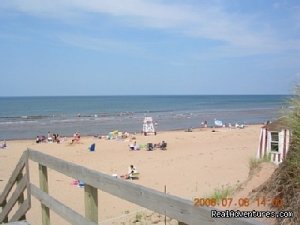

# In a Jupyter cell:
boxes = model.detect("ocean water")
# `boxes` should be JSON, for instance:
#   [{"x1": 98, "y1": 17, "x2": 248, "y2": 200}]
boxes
[{"x1": 0, "y1": 95, "x2": 291, "y2": 140}]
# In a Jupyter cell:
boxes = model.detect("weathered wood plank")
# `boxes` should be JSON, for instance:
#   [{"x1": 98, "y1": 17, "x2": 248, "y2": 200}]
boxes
[
  {"x1": 39, "y1": 164, "x2": 50, "y2": 225},
  {"x1": 25, "y1": 152, "x2": 31, "y2": 212},
  {"x1": 178, "y1": 222, "x2": 188, "y2": 225},
  {"x1": 28, "y1": 150, "x2": 215, "y2": 224},
  {"x1": 5, "y1": 221, "x2": 30, "y2": 225},
  {"x1": 0, "y1": 152, "x2": 27, "y2": 205},
  {"x1": 16, "y1": 173, "x2": 26, "y2": 221},
  {"x1": 0, "y1": 199, "x2": 8, "y2": 223},
  {"x1": 28, "y1": 149, "x2": 267, "y2": 225},
  {"x1": 0, "y1": 176, "x2": 27, "y2": 223},
  {"x1": 10, "y1": 199, "x2": 30, "y2": 222},
  {"x1": 84, "y1": 185, "x2": 98, "y2": 223},
  {"x1": 31, "y1": 184, "x2": 97, "y2": 225},
  {"x1": 16, "y1": 173, "x2": 25, "y2": 205}
]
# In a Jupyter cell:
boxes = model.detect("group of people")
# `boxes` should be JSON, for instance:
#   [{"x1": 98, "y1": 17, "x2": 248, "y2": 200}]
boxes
[
  {"x1": 36, "y1": 135, "x2": 46, "y2": 143},
  {"x1": 129, "y1": 141, "x2": 167, "y2": 151},
  {"x1": 35, "y1": 131, "x2": 83, "y2": 144},
  {"x1": 147, "y1": 141, "x2": 167, "y2": 151},
  {"x1": 36, "y1": 132, "x2": 61, "y2": 143},
  {"x1": 48, "y1": 132, "x2": 61, "y2": 143}
]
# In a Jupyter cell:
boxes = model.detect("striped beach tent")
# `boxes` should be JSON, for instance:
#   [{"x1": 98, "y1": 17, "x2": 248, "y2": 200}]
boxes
[{"x1": 256, "y1": 118, "x2": 290, "y2": 164}]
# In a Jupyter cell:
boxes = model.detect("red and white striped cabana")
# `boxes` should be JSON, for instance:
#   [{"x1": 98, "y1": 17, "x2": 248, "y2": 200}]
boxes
[{"x1": 257, "y1": 118, "x2": 290, "y2": 164}]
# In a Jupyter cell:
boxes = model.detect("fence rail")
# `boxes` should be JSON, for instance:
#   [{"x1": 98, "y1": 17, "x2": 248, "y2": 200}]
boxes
[
  {"x1": 0, "y1": 149, "x2": 268, "y2": 225},
  {"x1": 0, "y1": 151, "x2": 30, "y2": 223}
]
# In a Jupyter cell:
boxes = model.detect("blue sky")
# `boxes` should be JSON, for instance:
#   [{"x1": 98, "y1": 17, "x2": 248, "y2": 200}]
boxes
[{"x1": 0, "y1": 0, "x2": 299, "y2": 96}]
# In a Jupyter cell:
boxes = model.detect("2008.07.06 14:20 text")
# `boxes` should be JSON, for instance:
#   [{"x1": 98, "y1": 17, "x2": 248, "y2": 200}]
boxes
[{"x1": 193, "y1": 197, "x2": 284, "y2": 208}]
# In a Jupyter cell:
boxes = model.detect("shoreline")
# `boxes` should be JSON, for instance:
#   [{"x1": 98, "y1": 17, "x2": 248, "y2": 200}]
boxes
[
  {"x1": 0, "y1": 95, "x2": 286, "y2": 141},
  {"x1": 1, "y1": 122, "x2": 265, "y2": 141}
]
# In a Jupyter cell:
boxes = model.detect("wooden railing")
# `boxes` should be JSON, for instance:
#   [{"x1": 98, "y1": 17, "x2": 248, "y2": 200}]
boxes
[
  {"x1": 0, "y1": 149, "x2": 267, "y2": 225},
  {"x1": 0, "y1": 151, "x2": 31, "y2": 223}
]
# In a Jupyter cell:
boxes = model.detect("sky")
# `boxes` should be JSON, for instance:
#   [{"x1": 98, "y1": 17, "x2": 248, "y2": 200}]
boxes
[{"x1": 0, "y1": 0, "x2": 300, "y2": 96}]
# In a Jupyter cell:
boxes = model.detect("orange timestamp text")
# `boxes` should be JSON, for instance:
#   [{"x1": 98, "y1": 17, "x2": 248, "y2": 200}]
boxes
[{"x1": 193, "y1": 197, "x2": 284, "y2": 208}]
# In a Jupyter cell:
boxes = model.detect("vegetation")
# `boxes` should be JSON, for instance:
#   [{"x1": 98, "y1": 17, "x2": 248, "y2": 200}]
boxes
[
  {"x1": 135, "y1": 212, "x2": 143, "y2": 222},
  {"x1": 286, "y1": 88, "x2": 300, "y2": 187},
  {"x1": 254, "y1": 86, "x2": 300, "y2": 225},
  {"x1": 248, "y1": 155, "x2": 271, "y2": 172},
  {"x1": 209, "y1": 184, "x2": 236, "y2": 202}
]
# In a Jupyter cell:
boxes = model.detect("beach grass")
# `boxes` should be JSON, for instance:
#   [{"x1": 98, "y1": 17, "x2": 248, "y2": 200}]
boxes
[
  {"x1": 254, "y1": 86, "x2": 300, "y2": 225},
  {"x1": 209, "y1": 184, "x2": 236, "y2": 203},
  {"x1": 286, "y1": 87, "x2": 300, "y2": 186},
  {"x1": 248, "y1": 154, "x2": 271, "y2": 172},
  {"x1": 135, "y1": 212, "x2": 143, "y2": 222}
]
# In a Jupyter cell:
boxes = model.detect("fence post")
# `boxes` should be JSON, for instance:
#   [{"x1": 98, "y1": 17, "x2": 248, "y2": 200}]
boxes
[
  {"x1": 25, "y1": 152, "x2": 31, "y2": 210},
  {"x1": 16, "y1": 172, "x2": 26, "y2": 220},
  {"x1": 84, "y1": 184, "x2": 98, "y2": 223},
  {"x1": 39, "y1": 164, "x2": 50, "y2": 225},
  {"x1": 0, "y1": 200, "x2": 8, "y2": 223}
]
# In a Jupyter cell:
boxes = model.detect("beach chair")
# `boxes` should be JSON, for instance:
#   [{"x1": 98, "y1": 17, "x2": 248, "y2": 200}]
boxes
[
  {"x1": 89, "y1": 143, "x2": 96, "y2": 152},
  {"x1": 78, "y1": 180, "x2": 85, "y2": 187},
  {"x1": 147, "y1": 143, "x2": 154, "y2": 151}
]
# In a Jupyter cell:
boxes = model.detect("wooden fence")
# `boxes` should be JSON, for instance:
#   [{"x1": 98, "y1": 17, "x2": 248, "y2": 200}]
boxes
[
  {"x1": 0, "y1": 149, "x2": 268, "y2": 225},
  {"x1": 0, "y1": 151, "x2": 31, "y2": 223}
]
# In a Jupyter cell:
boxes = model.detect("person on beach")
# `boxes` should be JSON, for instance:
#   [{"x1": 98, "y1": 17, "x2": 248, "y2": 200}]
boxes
[
  {"x1": 36, "y1": 136, "x2": 42, "y2": 143},
  {"x1": 0, "y1": 140, "x2": 6, "y2": 149},
  {"x1": 121, "y1": 165, "x2": 138, "y2": 179},
  {"x1": 52, "y1": 133, "x2": 60, "y2": 143},
  {"x1": 47, "y1": 131, "x2": 53, "y2": 142},
  {"x1": 129, "y1": 141, "x2": 140, "y2": 150},
  {"x1": 71, "y1": 132, "x2": 80, "y2": 144},
  {"x1": 160, "y1": 141, "x2": 167, "y2": 150}
]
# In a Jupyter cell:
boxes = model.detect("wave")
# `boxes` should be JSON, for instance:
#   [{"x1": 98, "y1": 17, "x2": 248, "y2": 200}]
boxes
[
  {"x1": 0, "y1": 115, "x2": 50, "y2": 120},
  {"x1": 0, "y1": 106, "x2": 283, "y2": 125}
]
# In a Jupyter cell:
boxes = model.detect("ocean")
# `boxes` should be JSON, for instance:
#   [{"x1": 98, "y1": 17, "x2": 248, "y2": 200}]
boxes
[{"x1": 0, "y1": 95, "x2": 291, "y2": 140}]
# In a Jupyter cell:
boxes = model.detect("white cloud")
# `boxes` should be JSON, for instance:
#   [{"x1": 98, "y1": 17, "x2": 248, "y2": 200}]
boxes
[{"x1": 1, "y1": 0, "x2": 299, "y2": 55}]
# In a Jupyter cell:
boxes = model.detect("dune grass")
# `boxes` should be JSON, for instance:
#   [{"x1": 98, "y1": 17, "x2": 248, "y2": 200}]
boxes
[
  {"x1": 255, "y1": 86, "x2": 300, "y2": 225},
  {"x1": 209, "y1": 184, "x2": 236, "y2": 203},
  {"x1": 248, "y1": 154, "x2": 271, "y2": 172}
]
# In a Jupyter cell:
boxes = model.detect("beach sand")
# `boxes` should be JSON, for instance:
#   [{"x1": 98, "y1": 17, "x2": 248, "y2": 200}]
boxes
[{"x1": 0, "y1": 125, "x2": 275, "y2": 225}]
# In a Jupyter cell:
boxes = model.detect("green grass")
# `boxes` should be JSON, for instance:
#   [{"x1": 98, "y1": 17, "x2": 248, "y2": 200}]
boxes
[
  {"x1": 286, "y1": 87, "x2": 300, "y2": 186},
  {"x1": 209, "y1": 184, "x2": 236, "y2": 202},
  {"x1": 134, "y1": 212, "x2": 143, "y2": 222}
]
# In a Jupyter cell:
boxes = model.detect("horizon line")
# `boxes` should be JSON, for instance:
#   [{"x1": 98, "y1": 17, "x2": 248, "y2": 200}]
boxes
[{"x1": 0, "y1": 94, "x2": 293, "y2": 98}]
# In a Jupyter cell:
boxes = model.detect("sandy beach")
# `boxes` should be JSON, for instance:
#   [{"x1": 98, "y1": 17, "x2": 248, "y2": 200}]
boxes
[{"x1": 0, "y1": 125, "x2": 273, "y2": 225}]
